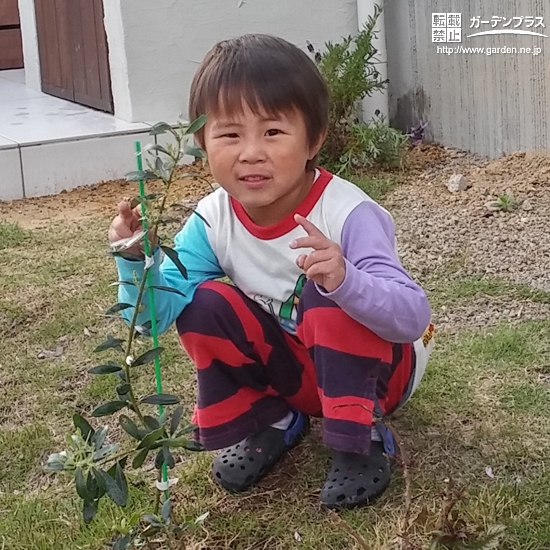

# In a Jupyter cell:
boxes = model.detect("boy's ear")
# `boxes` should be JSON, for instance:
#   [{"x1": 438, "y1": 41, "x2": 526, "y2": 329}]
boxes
[{"x1": 308, "y1": 128, "x2": 328, "y2": 160}]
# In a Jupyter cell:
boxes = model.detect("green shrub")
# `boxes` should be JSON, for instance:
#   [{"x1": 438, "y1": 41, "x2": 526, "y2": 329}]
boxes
[
  {"x1": 336, "y1": 117, "x2": 409, "y2": 175},
  {"x1": 312, "y1": 4, "x2": 409, "y2": 174}
]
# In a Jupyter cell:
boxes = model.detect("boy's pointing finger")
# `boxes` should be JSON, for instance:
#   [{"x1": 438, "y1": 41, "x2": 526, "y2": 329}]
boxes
[
  {"x1": 291, "y1": 214, "x2": 332, "y2": 250},
  {"x1": 294, "y1": 214, "x2": 326, "y2": 238}
]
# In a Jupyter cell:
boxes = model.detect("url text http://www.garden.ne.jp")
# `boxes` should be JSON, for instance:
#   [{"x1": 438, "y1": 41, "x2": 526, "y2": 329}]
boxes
[{"x1": 437, "y1": 45, "x2": 543, "y2": 56}]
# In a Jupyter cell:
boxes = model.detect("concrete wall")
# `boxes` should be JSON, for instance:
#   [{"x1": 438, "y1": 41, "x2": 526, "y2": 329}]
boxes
[
  {"x1": 105, "y1": 0, "x2": 359, "y2": 123},
  {"x1": 385, "y1": 0, "x2": 550, "y2": 158}
]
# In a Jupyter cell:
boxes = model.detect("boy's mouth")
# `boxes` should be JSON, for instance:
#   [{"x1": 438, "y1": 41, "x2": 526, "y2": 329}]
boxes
[{"x1": 239, "y1": 174, "x2": 271, "y2": 188}]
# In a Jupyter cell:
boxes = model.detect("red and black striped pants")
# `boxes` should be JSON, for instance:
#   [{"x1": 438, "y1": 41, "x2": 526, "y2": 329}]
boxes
[{"x1": 176, "y1": 280, "x2": 415, "y2": 455}]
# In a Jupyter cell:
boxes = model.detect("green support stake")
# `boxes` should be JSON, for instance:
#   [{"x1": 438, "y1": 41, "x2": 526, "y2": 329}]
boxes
[{"x1": 135, "y1": 140, "x2": 169, "y2": 497}]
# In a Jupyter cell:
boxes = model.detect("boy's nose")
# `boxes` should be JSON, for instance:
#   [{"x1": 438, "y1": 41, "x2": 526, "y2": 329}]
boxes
[{"x1": 238, "y1": 139, "x2": 266, "y2": 163}]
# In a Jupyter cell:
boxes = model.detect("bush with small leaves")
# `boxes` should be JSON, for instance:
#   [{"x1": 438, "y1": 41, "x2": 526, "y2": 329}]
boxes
[{"x1": 308, "y1": 4, "x2": 410, "y2": 175}]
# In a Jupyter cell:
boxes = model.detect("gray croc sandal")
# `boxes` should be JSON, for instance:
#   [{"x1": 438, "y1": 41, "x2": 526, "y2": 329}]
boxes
[
  {"x1": 212, "y1": 411, "x2": 309, "y2": 493},
  {"x1": 320, "y1": 441, "x2": 391, "y2": 509}
]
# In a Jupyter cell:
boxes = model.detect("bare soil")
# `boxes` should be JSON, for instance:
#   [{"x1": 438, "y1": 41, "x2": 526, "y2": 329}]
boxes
[{"x1": 0, "y1": 164, "x2": 213, "y2": 229}]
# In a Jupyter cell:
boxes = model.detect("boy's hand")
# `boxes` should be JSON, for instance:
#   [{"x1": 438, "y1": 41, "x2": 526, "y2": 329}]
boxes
[
  {"x1": 289, "y1": 214, "x2": 346, "y2": 293},
  {"x1": 109, "y1": 200, "x2": 155, "y2": 256}
]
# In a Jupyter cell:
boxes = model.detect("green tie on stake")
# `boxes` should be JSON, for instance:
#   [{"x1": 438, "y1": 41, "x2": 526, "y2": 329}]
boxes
[{"x1": 135, "y1": 140, "x2": 169, "y2": 498}]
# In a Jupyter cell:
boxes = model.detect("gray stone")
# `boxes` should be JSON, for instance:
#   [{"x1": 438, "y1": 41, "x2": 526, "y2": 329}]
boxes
[
  {"x1": 521, "y1": 199, "x2": 533, "y2": 211},
  {"x1": 447, "y1": 174, "x2": 468, "y2": 192}
]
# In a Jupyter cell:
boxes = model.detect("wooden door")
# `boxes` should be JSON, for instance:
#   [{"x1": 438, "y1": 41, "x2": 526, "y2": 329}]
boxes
[
  {"x1": 34, "y1": 0, "x2": 113, "y2": 113},
  {"x1": 0, "y1": 0, "x2": 24, "y2": 70}
]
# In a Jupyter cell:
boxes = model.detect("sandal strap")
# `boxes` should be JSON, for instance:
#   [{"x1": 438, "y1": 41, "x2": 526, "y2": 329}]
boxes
[
  {"x1": 284, "y1": 410, "x2": 308, "y2": 446},
  {"x1": 374, "y1": 421, "x2": 396, "y2": 457}
]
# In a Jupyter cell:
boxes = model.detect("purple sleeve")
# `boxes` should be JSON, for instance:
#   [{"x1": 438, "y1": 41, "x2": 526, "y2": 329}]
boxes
[{"x1": 316, "y1": 201, "x2": 431, "y2": 343}]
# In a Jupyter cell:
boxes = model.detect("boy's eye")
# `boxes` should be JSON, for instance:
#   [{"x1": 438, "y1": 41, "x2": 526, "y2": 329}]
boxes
[
  {"x1": 221, "y1": 133, "x2": 239, "y2": 139},
  {"x1": 266, "y1": 129, "x2": 282, "y2": 136}
]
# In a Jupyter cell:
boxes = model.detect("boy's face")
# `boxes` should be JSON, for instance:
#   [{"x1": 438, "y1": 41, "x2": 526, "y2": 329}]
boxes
[{"x1": 202, "y1": 103, "x2": 324, "y2": 226}]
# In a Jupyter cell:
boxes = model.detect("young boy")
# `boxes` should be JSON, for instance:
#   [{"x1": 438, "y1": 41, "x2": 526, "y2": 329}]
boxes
[{"x1": 109, "y1": 34, "x2": 434, "y2": 509}]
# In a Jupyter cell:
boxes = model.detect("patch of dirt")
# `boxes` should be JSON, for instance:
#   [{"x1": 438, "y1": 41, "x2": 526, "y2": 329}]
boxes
[
  {"x1": 405, "y1": 143, "x2": 451, "y2": 172},
  {"x1": 0, "y1": 163, "x2": 214, "y2": 229}
]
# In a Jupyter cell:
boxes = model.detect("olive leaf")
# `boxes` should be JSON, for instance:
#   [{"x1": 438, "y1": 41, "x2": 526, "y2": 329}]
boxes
[
  {"x1": 83, "y1": 500, "x2": 98, "y2": 524},
  {"x1": 113, "y1": 534, "x2": 132, "y2": 550},
  {"x1": 170, "y1": 406, "x2": 184, "y2": 436},
  {"x1": 143, "y1": 415, "x2": 160, "y2": 431},
  {"x1": 151, "y1": 285, "x2": 186, "y2": 297},
  {"x1": 105, "y1": 303, "x2": 134, "y2": 316},
  {"x1": 184, "y1": 114, "x2": 208, "y2": 135},
  {"x1": 132, "y1": 448, "x2": 150, "y2": 469},
  {"x1": 160, "y1": 246, "x2": 188, "y2": 279},
  {"x1": 155, "y1": 156, "x2": 171, "y2": 181},
  {"x1": 91, "y1": 401, "x2": 127, "y2": 417},
  {"x1": 73, "y1": 414, "x2": 95, "y2": 442},
  {"x1": 94, "y1": 334, "x2": 124, "y2": 353},
  {"x1": 149, "y1": 122, "x2": 175, "y2": 136},
  {"x1": 132, "y1": 347, "x2": 164, "y2": 367},
  {"x1": 75, "y1": 468, "x2": 89, "y2": 500},
  {"x1": 141, "y1": 394, "x2": 180, "y2": 406},
  {"x1": 163, "y1": 446, "x2": 175, "y2": 469},
  {"x1": 119, "y1": 415, "x2": 143, "y2": 441},
  {"x1": 137, "y1": 427, "x2": 165, "y2": 450},
  {"x1": 183, "y1": 146, "x2": 204, "y2": 159},
  {"x1": 110, "y1": 280, "x2": 137, "y2": 288},
  {"x1": 116, "y1": 383, "x2": 131, "y2": 396},
  {"x1": 89, "y1": 362, "x2": 122, "y2": 375},
  {"x1": 125, "y1": 170, "x2": 157, "y2": 182},
  {"x1": 92, "y1": 426, "x2": 108, "y2": 450},
  {"x1": 93, "y1": 466, "x2": 128, "y2": 507},
  {"x1": 161, "y1": 498, "x2": 171, "y2": 522},
  {"x1": 184, "y1": 440, "x2": 204, "y2": 452}
]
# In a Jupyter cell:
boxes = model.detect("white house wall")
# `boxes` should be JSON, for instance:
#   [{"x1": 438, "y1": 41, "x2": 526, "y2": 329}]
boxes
[
  {"x1": 17, "y1": 0, "x2": 41, "y2": 90},
  {"x1": 102, "y1": 0, "x2": 132, "y2": 121},
  {"x1": 109, "y1": 0, "x2": 359, "y2": 124}
]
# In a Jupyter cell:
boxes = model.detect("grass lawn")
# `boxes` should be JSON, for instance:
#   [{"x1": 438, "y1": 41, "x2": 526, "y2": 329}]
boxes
[{"x1": 2, "y1": 175, "x2": 550, "y2": 549}]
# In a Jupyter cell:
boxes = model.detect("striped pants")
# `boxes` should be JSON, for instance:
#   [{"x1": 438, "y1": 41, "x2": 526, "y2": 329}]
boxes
[{"x1": 176, "y1": 280, "x2": 416, "y2": 455}]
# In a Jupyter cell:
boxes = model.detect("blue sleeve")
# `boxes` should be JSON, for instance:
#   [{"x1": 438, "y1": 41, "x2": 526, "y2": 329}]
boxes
[{"x1": 114, "y1": 212, "x2": 224, "y2": 335}]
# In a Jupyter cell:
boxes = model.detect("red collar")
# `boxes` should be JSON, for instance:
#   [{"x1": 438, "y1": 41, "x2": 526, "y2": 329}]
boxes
[{"x1": 230, "y1": 168, "x2": 333, "y2": 240}]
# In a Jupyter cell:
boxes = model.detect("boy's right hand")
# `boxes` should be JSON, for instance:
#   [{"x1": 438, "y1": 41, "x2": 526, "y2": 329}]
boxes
[{"x1": 109, "y1": 200, "x2": 154, "y2": 256}]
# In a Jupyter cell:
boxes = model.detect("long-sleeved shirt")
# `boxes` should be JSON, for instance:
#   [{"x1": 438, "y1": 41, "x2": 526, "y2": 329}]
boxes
[{"x1": 115, "y1": 168, "x2": 431, "y2": 344}]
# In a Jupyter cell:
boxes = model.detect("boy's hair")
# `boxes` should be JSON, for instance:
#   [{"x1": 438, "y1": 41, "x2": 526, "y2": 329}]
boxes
[{"x1": 189, "y1": 34, "x2": 329, "y2": 170}]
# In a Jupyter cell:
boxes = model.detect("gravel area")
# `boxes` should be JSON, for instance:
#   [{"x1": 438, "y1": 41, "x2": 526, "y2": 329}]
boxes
[{"x1": 387, "y1": 146, "x2": 550, "y2": 332}]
